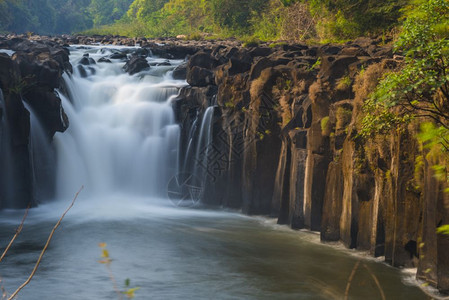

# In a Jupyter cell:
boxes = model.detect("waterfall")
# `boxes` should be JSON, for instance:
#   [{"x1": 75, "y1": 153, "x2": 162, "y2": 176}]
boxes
[
  {"x1": 193, "y1": 106, "x2": 215, "y2": 182},
  {"x1": 54, "y1": 45, "x2": 184, "y2": 200},
  {"x1": 23, "y1": 101, "x2": 55, "y2": 201}
]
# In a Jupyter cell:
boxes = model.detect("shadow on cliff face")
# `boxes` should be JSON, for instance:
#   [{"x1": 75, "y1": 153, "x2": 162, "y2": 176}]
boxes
[
  {"x1": 172, "y1": 37, "x2": 449, "y2": 294},
  {"x1": 0, "y1": 37, "x2": 70, "y2": 209}
]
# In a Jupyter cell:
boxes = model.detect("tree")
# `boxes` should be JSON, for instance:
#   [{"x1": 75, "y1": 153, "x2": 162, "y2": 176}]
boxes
[{"x1": 361, "y1": 0, "x2": 449, "y2": 137}]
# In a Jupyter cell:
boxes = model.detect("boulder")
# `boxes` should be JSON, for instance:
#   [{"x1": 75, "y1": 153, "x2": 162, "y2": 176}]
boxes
[
  {"x1": 187, "y1": 66, "x2": 214, "y2": 87},
  {"x1": 123, "y1": 56, "x2": 150, "y2": 75},
  {"x1": 172, "y1": 63, "x2": 187, "y2": 80}
]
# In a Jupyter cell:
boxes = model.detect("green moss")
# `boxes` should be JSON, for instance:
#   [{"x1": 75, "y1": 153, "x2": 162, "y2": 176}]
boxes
[
  {"x1": 269, "y1": 42, "x2": 287, "y2": 48},
  {"x1": 321, "y1": 116, "x2": 331, "y2": 136},
  {"x1": 336, "y1": 107, "x2": 352, "y2": 131},
  {"x1": 336, "y1": 75, "x2": 352, "y2": 90},
  {"x1": 242, "y1": 36, "x2": 260, "y2": 47}
]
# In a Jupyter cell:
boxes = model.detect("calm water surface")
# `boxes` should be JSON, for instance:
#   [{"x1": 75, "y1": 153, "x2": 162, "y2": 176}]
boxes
[{"x1": 0, "y1": 195, "x2": 427, "y2": 300}]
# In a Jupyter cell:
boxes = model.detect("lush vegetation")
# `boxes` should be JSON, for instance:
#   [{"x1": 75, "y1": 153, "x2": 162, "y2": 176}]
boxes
[
  {"x1": 361, "y1": 0, "x2": 449, "y2": 216},
  {"x1": 80, "y1": 0, "x2": 409, "y2": 41},
  {"x1": 361, "y1": 0, "x2": 449, "y2": 137},
  {"x1": 0, "y1": 0, "x2": 427, "y2": 42},
  {"x1": 0, "y1": 0, "x2": 133, "y2": 34}
]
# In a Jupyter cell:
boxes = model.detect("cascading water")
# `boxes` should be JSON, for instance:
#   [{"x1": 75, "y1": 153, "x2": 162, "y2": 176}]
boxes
[
  {"x1": 54, "y1": 46, "x2": 184, "y2": 199},
  {"x1": 192, "y1": 106, "x2": 215, "y2": 182},
  {"x1": 23, "y1": 102, "x2": 55, "y2": 201}
]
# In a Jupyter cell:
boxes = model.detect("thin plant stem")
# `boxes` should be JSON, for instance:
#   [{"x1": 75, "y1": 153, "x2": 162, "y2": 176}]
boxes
[
  {"x1": 344, "y1": 260, "x2": 361, "y2": 300},
  {"x1": 8, "y1": 186, "x2": 83, "y2": 300},
  {"x1": 363, "y1": 263, "x2": 386, "y2": 300},
  {"x1": 0, "y1": 204, "x2": 31, "y2": 263}
]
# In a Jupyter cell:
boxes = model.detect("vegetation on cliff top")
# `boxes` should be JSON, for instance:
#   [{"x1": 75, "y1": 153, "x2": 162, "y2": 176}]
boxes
[
  {"x1": 361, "y1": 0, "x2": 449, "y2": 138},
  {"x1": 1, "y1": 0, "x2": 408, "y2": 42},
  {"x1": 80, "y1": 0, "x2": 408, "y2": 42}
]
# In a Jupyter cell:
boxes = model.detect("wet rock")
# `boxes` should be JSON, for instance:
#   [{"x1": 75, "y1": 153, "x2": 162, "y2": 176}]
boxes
[
  {"x1": 109, "y1": 52, "x2": 127, "y2": 60},
  {"x1": 187, "y1": 66, "x2": 214, "y2": 87},
  {"x1": 98, "y1": 57, "x2": 112, "y2": 63},
  {"x1": 172, "y1": 63, "x2": 187, "y2": 80},
  {"x1": 123, "y1": 56, "x2": 150, "y2": 75},
  {"x1": 79, "y1": 56, "x2": 96, "y2": 65}
]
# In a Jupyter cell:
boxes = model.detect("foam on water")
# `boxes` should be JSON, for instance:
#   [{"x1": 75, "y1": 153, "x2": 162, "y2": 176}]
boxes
[{"x1": 54, "y1": 46, "x2": 186, "y2": 200}]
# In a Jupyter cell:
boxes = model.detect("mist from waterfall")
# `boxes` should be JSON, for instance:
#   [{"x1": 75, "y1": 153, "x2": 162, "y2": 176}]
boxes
[{"x1": 54, "y1": 46, "x2": 185, "y2": 200}]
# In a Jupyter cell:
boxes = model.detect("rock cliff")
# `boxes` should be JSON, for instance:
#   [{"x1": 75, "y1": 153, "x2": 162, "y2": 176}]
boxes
[
  {"x1": 0, "y1": 36, "x2": 70, "y2": 208},
  {"x1": 172, "y1": 38, "x2": 449, "y2": 294}
]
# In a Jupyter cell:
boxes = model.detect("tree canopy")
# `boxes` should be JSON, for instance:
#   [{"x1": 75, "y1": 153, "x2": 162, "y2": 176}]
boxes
[{"x1": 0, "y1": 0, "x2": 132, "y2": 34}]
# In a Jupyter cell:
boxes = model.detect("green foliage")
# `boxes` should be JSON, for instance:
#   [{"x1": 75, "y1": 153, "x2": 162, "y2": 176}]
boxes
[
  {"x1": 336, "y1": 75, "x2": 352, "y2": 90},
  {"x1": 0, "y1": 0, "x2": 420, "y2": 42},
  {"x1": 437, "y1": 224, "x2": 449, "y2": 235},
  {"x1": 310, "y1": 0, "x2": 407, "y2": 40},
  {"x1": 315, "y1": 9, "x2": 360, "y2": 41},
  {"x1": 249, "y1": 0, "x2": 285, "y2": 41},
  {"x1": 309, "y1": 57, "x2": 322, "y2": 70},
  {"x1": 210, "y1": 0, "x2": 267, "y2": 34},
  {"x1": 242, "y1": 36, "x2": 260, "y2": 48},
  {"x1": 361, "y1": 0, "x2": 449, "y2": 137},
  {"x1": 0, "y1": 0, "x2": 134, "y2": 34},
  {"x1": 417, "y1": 122, "x2": 449, "y2": 151},
  {"x1": 88, "y1": 0, "x2": 134, "y2": 28}
]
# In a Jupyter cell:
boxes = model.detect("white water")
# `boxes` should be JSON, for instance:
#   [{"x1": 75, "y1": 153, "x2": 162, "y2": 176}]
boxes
[
  {"x1": 54, "y1": 46, "x2": 186, "y2": 199},
  {"x1": 23, "y1": 102, "x2": 54, "y2": 200},
  {"x1": 193, "y1": 106, "x2": 215, "y2": 182}
]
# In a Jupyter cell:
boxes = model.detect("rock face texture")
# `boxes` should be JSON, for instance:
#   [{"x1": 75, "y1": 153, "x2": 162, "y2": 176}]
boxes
[
  {"x1": 172, "y1": 38, "x2": 449, "y2": 294},
  {"x1": 0, "y1": 36, "x2": 70, "y2": 208}
]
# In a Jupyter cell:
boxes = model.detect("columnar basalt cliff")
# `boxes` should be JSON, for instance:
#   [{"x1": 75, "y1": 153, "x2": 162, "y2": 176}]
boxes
[
  {"x1": 172, "y1": 38, "x2": 449, "y2": 293},
  {"x1": 0, "y1": 34, "x2": 447, "y2": 293}
]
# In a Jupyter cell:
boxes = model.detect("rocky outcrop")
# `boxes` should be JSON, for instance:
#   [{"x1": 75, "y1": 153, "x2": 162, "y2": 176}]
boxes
[
  {"x1": 0, "y1": 36, "x2": 70, "y2": 208},
  {"x1": 173, "y1": 37, "x2": 449, "y2": 294},
  {"x1": 123, "y1": 55, "x2": 150, "y2": 75}
]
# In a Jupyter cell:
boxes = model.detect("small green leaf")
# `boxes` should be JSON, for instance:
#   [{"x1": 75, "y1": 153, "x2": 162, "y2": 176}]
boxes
[
  {"x1": 122, "y1": 287, "x2": 140, "y2": 299},
  {"x1": 437, "y1": 225, "x2": 449, "y2": 235},
  {"x1": 102, "y1": 249, "x2": 110, "y2": 258}
]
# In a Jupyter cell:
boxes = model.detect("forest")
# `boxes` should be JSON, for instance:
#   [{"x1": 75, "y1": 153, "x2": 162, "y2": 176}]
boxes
[
  {"x1": 0, "y1": 0, "x2": 133, "y2": 34},
  {"x1": 0, "y1": 0, "x2": 408, "y2": 42}
]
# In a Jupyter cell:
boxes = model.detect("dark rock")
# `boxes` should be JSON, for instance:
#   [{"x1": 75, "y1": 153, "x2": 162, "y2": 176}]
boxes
[
  {"x1": 123, "y1": 56, "x2": 150, "y2": 75},
  {"x1": 98, "y1": 57, "x2": 112, "y2": 63},
  {"x1": 77, "y1": 65, "x2": 88, "y2": 78},
  {"x1": 172, "y1": 63, "x2": 187, "y2": 80},
  {"x1": 187, "y1": 66, "x2": 214, "y2": 87},
  {"x1": 109, "y1": 52, "x2": 127, "y2": 60},
  {"x1": 157, "y1": 61, "x2": 171, "y2": 66},
  {"x1": 249, "y1": 47, "x2": 273, "y2": 58},
  {"x1": 78, "y1": 56, "x2": 96, "y2": 65},
  {"x1": 188, "y1": 51, "x2": 219, "y2": 70}
]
